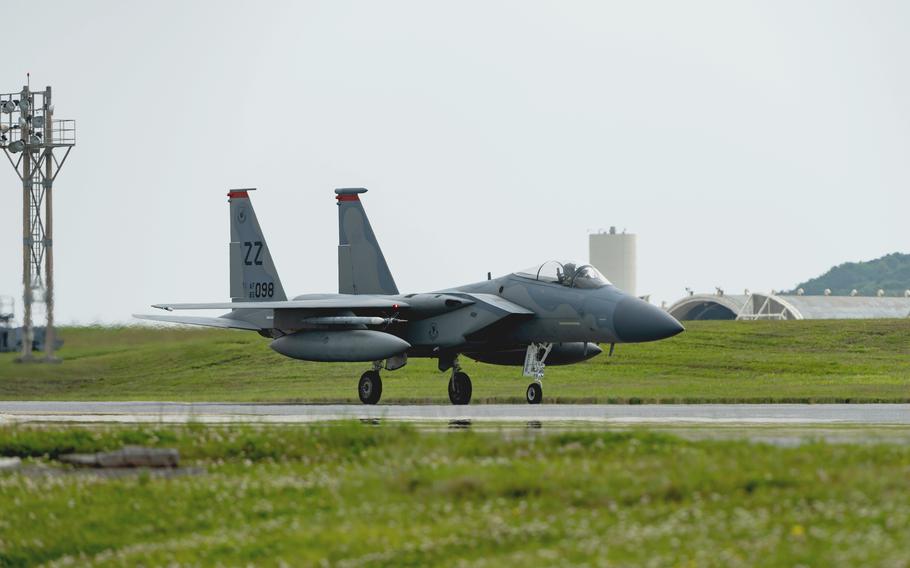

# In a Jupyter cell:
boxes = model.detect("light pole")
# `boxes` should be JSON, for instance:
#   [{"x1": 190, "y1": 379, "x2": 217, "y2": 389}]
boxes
[{"x1": 1, "y1": 83, "x2": 75, "y2": 362}]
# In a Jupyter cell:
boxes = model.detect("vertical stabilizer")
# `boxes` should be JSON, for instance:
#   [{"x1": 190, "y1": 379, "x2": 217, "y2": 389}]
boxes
[
  {"x1": 228, "y1": 189, "x2": 287, "y2": 302},
  {"x1": 336, "y1": 188, "x2": 399, "y2": 295}
]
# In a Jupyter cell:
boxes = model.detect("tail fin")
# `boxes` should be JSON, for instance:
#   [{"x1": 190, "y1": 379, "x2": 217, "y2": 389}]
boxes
[
  {"x1": 336, "y1": 188, "x2": 399, "y2": 295},
  {"x1": 228, "y1": 189, "x2": 287, "y2": 302}
]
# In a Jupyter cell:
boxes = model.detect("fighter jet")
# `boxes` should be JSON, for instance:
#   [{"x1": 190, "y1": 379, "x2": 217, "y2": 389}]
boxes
[{"x1": 135, "y1": 188, "x2": 683, "y2": 404}]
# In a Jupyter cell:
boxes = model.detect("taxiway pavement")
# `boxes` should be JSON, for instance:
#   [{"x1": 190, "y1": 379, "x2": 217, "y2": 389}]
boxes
[{"x1": 1, "y1": 401, "x2": 909, "y2": 425}]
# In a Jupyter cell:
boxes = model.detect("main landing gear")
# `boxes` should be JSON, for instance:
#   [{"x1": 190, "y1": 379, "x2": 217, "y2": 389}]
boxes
[
  {"x1": 357, "y1": 355, "x2": 408, "y2": 405},
  {"x1": 440, "y1": 354, "x2": 472, "y2": 405},
  {"x1": 448, "y1": 356, "x2": 473, "y2": 405},
  {"x1": 448, "y1": 370, "x2": 472, "y2": 405},
  {"x1": 523, "y1": 342, "x2": 552, "y2": 404},
  {"x1": 358, "y1": 364, "x2": 383, "y2": 405}
]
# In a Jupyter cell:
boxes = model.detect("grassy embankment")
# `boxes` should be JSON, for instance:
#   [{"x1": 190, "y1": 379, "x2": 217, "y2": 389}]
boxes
[
  {"x1": 1, "y1": 422, "x2": 910, "y2": 566},
  {"x1": 1, "y1": 320, "x2": 909, "y2": 403}
]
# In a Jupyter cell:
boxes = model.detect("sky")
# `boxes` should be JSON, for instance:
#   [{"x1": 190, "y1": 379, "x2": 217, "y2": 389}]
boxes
[{"x1": 0, "y1": 0, "x2": 907, "y2": 324}]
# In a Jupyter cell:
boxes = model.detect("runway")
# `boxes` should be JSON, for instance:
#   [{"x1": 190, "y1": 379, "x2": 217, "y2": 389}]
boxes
[{"x1": 2, "y1": 401, "x2": 910, "y2": 425}]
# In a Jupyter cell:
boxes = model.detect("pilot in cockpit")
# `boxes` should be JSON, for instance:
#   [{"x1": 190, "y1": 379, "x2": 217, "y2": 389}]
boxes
[{"x1": 557, "y1": 262, "x2": 578, "y2": 286}]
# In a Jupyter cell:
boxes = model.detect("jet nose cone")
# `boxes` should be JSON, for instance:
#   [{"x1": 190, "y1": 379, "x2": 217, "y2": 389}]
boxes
[{"x1": 612, "y1": 297, "x2": 685, "y2": 343}]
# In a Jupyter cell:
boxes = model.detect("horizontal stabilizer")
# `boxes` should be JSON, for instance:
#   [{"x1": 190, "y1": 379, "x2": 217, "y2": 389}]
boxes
[
  {"x1": 132, "y1": 313, "x2": 261, "y2": 331},
  {"x1": 153, "y1": 298, "x2": 410, "y2": 311}
]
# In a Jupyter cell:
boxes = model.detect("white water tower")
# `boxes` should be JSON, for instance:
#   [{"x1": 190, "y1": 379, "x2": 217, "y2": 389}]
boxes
[{"x1": 589, "y1": 227, "x2": 637, "y2": 296}]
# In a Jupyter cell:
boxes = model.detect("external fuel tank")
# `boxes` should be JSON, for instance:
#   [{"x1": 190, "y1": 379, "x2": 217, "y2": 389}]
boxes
[{"x1": 270, "y1": 330, "x2": 410, "y2": 362}]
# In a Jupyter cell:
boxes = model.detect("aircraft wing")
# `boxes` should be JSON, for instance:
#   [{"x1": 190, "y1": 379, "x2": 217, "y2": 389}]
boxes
[
  {"x1": 152, "y1": 298, "x2": 409, "y2": 311},
  {"x1": 461, "y1": 293, "x2": 535, "y2": 316},
  {"x1": 132, "y1": 313, "x2": 262, "y2": 331}
]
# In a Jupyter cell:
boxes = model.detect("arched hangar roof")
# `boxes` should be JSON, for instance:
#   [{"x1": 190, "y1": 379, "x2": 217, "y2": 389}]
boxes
[
  {"x1": 773, "y1": 295, "x2": 910, "y2": 319},
  {"x1": 667, "y1": 293, "x2": 910, "y2": 321},
  {"x1": 666, "y1": 294, "x2": 750, "y2": 321}
]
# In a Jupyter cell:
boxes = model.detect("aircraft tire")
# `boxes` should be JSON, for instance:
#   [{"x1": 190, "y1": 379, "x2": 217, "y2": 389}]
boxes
[
  {"x1": 448, "y1": 372, "x2": 472, "y2": 405},
  {"x1": 526, "y1": 382, "x2": 542, "y2": 404},
  {"x1": 358, "y1": 371, "x2": 382, "y2": 405}
]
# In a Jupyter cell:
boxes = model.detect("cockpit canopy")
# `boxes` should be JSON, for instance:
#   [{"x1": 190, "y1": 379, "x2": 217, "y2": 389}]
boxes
[{"x1": 514, "y1": 260, "x2": 612, "y2": 289}]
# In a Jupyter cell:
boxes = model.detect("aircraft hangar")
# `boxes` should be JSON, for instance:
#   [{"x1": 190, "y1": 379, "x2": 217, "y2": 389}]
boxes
[{"x1": 667, "y1": 291, "x2": 910, "y2": 321}]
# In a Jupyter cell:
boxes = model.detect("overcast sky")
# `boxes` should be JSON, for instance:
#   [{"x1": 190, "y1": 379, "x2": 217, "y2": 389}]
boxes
[{"x1": 1, "y1": 1, "x2": 907, "y2": 324}]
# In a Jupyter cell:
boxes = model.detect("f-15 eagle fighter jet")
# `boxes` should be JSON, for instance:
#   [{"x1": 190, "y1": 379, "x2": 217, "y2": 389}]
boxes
[{"x1": 136, "y1": 188, "x2": 683, "y2": 405}]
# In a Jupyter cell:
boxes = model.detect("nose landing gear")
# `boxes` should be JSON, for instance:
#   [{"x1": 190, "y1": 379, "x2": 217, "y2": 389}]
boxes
[
  {"x1": 526, "y1": 382, "x2": 542, "y2": 404},
  {"x1": 523, "y1": 342, "x2": 552, "y2": 404}
]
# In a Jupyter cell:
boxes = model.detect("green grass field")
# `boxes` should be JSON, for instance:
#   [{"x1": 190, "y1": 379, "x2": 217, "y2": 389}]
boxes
[
  {"x1": 1, "y1": 422, "x2": 909, "y2": 566},
  {"x1": 1, "y1": 320, "x2": 909, "y2": 403}
]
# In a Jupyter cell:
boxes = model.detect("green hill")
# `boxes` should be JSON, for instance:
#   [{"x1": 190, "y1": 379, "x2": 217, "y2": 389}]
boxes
[{"x1": 790, "y1": 252, "x2": 910, "y2": 296}]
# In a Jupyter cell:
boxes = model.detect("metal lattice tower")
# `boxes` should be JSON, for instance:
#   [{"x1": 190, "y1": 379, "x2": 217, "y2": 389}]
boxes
[{"x1": 1, "y1": 83, "x2": 75, "y2": 362}]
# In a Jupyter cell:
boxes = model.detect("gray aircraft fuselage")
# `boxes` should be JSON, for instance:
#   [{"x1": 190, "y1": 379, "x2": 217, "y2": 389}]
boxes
[{"x1": 254, "y1": 270, "x2": 682, "y2": 370}]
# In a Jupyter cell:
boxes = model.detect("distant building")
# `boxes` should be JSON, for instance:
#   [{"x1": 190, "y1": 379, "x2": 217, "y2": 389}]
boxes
[
  {"x1": 589, "y1": 227, "x2": 637, "y2": 296},
  {"x1": 0, "y1": 327, "x2": 61, "y2": 353},
  {"x1": 667, "y1": 291, "x2": 910, "y2": 320},
  {"x1": 0, "y1": 297, "x2": 62, "y2": 352},
  {"x1": 0, "y1": 296, "x2": 12, "y2": 352}
]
